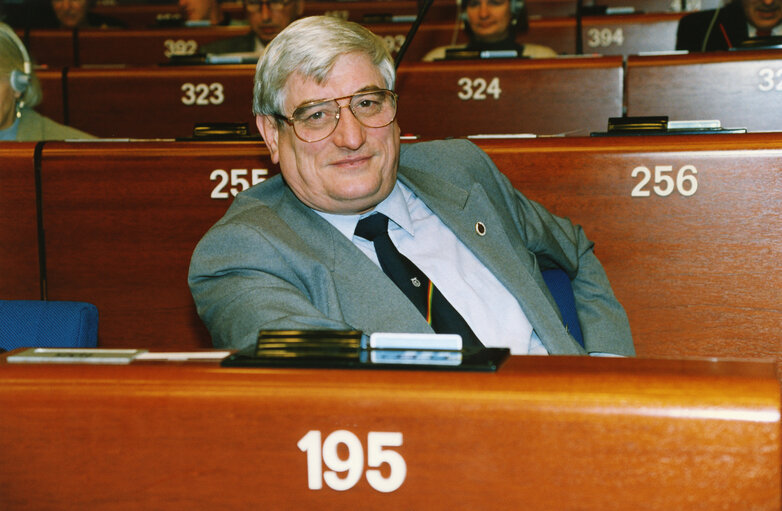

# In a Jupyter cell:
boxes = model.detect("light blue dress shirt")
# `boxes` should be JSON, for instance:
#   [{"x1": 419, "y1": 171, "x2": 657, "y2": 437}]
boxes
[{"x1": 317, "y1": 181, "x2": 548, "y2": 355}]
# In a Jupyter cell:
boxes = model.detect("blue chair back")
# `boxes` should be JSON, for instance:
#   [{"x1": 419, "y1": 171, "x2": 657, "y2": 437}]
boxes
[
  {"x1": 541, "y1": 269, "x2": 584, "y2": 348},
  {"x1": 0, "y1": 300, "x2": 99, "y2": 351}
]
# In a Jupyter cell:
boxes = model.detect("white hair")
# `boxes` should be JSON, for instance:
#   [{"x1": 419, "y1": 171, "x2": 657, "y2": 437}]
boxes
[{"x1": 252, "y1": 16, "x2": 395, "y2": 117}]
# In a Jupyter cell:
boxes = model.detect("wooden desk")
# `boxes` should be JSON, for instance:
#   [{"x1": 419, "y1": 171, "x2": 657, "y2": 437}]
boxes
[
  {"x1": 61, "y1": 57, "x2": 622, "y2": 139},
  {"x1": 396, "y1": 57, "x2": 623, "y2": 137},
  {"x1": 35, "y1": 68, "x2": 65, "y2": 124},
  {"x1": 38, "y1": 141, "x2": 274, "y2": 349},
  {"x1": 580, "y1": 12, "x2": 683, "y2": 55},
  {"x1": 373, "y1": 19, "x2": 577, "y2": 60},
  {"x1": 91, "y1": 3, "x2": 245, "y2": 28},
  {"x1": 19, "y1": 29, "x2": 74, "y2": 68},
  {"x1": 65, "y1": 65, "x2": 256, "y2": 139},
  {"x1": 477, "y1": 133, "x2": 782, "y2": 371},
  {"x1": 626, "y1": 50, "x2": 782, "y2": 132},
  {"x1": 77, "y1": 26, "x2": 251, "y2": 66},
  {"x1": 0, "y1": 355, "x2": 778, "y2": 510},
  {"x1": 0, "y1": 144, "x2": 41, "y2": 300},
  {"x1": 30, "y1": 133, "x2": 782, "y2": 368}
]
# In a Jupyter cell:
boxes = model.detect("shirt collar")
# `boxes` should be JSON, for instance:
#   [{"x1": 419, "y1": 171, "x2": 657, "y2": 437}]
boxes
[
  {"x1": 314, "y1": 181, "x2": 415, "y2": 240},
  {"x1": 747, "y1": 22, "x2": 782, "y2": 37},
  {"x1": 0, "y1": 115, "x2": 20, "y2": 141}
]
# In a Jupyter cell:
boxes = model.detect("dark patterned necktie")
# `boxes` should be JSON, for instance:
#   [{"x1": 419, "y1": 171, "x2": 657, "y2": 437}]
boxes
[{"x1": 354, "y1": 213, "x2": 483, "y2": 351}]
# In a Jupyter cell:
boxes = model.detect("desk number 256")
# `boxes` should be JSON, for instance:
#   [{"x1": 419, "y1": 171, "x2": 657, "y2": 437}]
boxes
[{"x1": 298, "y1": 430, "x2": 406, "y2": 493}]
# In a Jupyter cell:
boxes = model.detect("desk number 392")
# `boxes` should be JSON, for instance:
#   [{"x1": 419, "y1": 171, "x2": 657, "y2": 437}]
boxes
[{"x1": 298, "y1": 430, "x2": 406, "y2": 493}]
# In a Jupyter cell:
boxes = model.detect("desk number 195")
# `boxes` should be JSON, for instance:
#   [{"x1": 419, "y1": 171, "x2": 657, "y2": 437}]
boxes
[{"x1": 297, "y1": 430, "x2": 406, "y2": 493}]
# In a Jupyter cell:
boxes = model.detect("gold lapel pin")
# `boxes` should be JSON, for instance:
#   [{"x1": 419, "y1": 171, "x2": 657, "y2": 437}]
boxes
[{"x1": 475, "y1": 222, "x2": 486, "y2": 236}]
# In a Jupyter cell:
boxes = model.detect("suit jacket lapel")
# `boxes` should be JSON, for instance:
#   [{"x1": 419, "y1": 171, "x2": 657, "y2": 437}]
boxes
[{"x1": 398, "y1": 165, "x2": 584, "y2": 354}]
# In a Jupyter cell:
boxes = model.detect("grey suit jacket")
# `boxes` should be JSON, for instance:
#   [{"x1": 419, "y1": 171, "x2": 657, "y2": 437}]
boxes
[
  {"x1": 17, "y1": 109, "x2": 95, "y2": 141},
  {"x1": 189, "y1": 139, "x2": 634, "y2": 356}
]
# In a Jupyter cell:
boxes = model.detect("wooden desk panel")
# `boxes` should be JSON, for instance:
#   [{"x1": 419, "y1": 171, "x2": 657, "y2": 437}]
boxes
[
  {"x1": 0, "y1": 144, "x2": 41, "y2": 300},
  {"x1": 475, "y1": 134, "x2": 782, "y2": 368},
  {"x1": 62, "y1": 57, "x2": 622, "y2": 139},
  {"x1": 627, "y1": 50, "x2": 782, "y2": 132},
  {"x1": 65, "y1": 65, "x2": 256, "y2": 139},
  {"x1": 372, "y1": 19, "x2": 577, "y2": 60},
  {"x1": 303, "y1": 0, "x2": 459, "y2": 22},
  {"x1": 35, "y1": 68, "x2": 65, "y2": 124},
  {"x1": 0, "y1": 356, "x2": 778, "y2": 510},
  {"x1": 19, "y1": 29, "x2": 74, "y2": 67},
  {"x1": 38, "y1": 141, "x2": 275, "y2": 349},
  {"x1": 396, "y1": 58, "x2": 623, "y2": 137},
  {"x1": 77, "y1": 27, "x2": 252, "y2": 66},
  {"x1": 91, "y1": 3, "x2": 245, "y2": 28},
  {"x1": 580, "y1": 13, "x2": 683, "y2": 55},
  {"x1": 28, "y1": 134, "x2": 782, "y2": 363}
]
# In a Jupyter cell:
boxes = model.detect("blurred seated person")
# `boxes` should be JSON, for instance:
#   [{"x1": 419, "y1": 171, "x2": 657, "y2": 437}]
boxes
[
  {"x1": 423, "y1": 0, "x2": 557, "y2": 61},
  {"x1": 199, "y1": 0, "x2": 303, "y2": 55},
  {"x1": 50, "y1": 0, "x2": 126, "y2": 29},
  {"x1": 676, "y1": 0, "x2": 782, "y2": 51},
  {"x1": 0, "y1": 23, "x2": 94, "y2": 140},
  {"x1": 178, "y1": 0, "x2": 236, "y2": 26}
]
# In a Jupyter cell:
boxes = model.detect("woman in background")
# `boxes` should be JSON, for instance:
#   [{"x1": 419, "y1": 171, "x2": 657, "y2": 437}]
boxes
[
  {"x1": 423, "y1": 0, "x2": 557, "y2": 61},
  {"x1": 0, "y1": 23, "x2": 94, "y2": 140}
]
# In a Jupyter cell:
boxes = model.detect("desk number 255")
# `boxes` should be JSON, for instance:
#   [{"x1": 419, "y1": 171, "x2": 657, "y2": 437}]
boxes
[{"x1": 298, "y1": 430, "x2": 406, "y2": 493}]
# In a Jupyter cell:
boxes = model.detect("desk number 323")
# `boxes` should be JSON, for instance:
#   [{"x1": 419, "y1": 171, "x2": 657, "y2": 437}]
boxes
[{"x1": 298, "y1": 430, "x2": 406, "y2": 493}]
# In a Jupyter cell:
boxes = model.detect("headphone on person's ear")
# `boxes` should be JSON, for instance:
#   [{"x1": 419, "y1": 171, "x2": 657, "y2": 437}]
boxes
[{"x1": 0, "y1": 24, "x2": 31, "y2": 94}]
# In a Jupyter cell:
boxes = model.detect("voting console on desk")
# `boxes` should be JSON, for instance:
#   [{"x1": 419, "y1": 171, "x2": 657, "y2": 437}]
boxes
[
  {"x1": 0, "y1": 354, "x2": 778, "y2": 510},
  {"x1": 222, "y1": 330, "x2": 510, "y2": 371}
]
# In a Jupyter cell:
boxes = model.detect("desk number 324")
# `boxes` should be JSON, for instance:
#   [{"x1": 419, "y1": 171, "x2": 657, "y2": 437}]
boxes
[{"x1": 298, "y1": 430, "x2": 407, "y2": 493}]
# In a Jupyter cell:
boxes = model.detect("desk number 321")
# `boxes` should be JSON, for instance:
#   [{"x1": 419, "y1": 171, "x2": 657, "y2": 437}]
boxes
[{"x1": 298, "y1": 430, "x2": 406, "y2": 493}]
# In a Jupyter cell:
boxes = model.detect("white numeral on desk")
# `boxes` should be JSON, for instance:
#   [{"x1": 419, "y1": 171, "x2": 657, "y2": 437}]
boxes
[
  {"x1": 298, "y1": 430, "x2": 406, "y2": 493},
  {"x1": 210, "y1": 168, "x2": 267, "y2": 199},
  {"x1": 757, "y1": 68, "x2": 782, "y2": 91},
  {"x1": 164, "y1": 39, "x2": 198, "y2": 57},
  {"x1": 457, "y1": 77, "x2": 502, "y2": 100},
  {"x1": 586, "y1": 27, "x2": 624, "y2": 48},
  {"x1": 181, "y1": 82, "x2": 225, "y2": 105},
  {"x1": 631, "y1": 164, "x2": 698, "y2": 197}
]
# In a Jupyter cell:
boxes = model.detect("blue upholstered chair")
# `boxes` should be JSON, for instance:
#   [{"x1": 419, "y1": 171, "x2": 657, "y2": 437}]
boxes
[
  {"x1": 0, "y1": 300, "x2": 99, "y2": 352},
  {"x1": 541, "y1": 269, "x2": 584, "y2": 348}
]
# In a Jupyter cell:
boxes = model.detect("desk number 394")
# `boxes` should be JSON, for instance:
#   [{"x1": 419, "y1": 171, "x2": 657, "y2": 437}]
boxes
[{"x1": 298, "y1": 430, "x2": 406, "y2": 493}]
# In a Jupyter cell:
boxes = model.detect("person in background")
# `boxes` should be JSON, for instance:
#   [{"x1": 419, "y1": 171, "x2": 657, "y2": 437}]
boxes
[
  {"x1": 189, "y1": 16, "x2": 634, "y2": 357},
  {"x1": 199, "y1": 0, "x2": 303, "y2": 55},
  {"x1": 676, "y1": 0, "x2": 782, "y2": 51},
  {"x1": 178, "y1": 0, "x2": 234, "y2": 26},
  {"x1": 0, "y1": 23, "x2": 94, "y2": 140},
  {"x1": 423, "y1": 0, "x2": 557, "y2": 61},
  {"x1": 50, "y1": 0, "x2": 126, "y2": 29}
]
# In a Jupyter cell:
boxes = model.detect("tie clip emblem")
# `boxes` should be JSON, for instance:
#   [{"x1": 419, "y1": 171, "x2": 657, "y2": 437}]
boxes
[{"x1": 410, "y1": 277, "x2": 421, "y2": 287}]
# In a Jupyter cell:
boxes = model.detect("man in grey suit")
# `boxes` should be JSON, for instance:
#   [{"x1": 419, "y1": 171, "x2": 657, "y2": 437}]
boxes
[{"x1": 188, "y1": 15, "x2": 635, "y2": 357}]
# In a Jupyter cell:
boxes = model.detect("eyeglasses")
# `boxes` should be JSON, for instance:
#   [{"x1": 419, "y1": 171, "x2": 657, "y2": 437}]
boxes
[
  {"x1": 274, "y1": 89, "x2": 398, "y2": 143},
  {"x1": 245, "y1": 0, "x2": 296, "y2": 11}
]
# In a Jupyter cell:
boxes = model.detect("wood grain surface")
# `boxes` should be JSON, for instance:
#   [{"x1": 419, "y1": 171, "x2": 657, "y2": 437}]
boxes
[
  {"x1": 627, "y1": 50, "x2": 782, "y2": 132},
  {"x1": 0, "y1": 143, "x2": 41, "y2": 300},
  {"x1": 0, "y1": 354, "x2": 778, "y2": 510}
]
